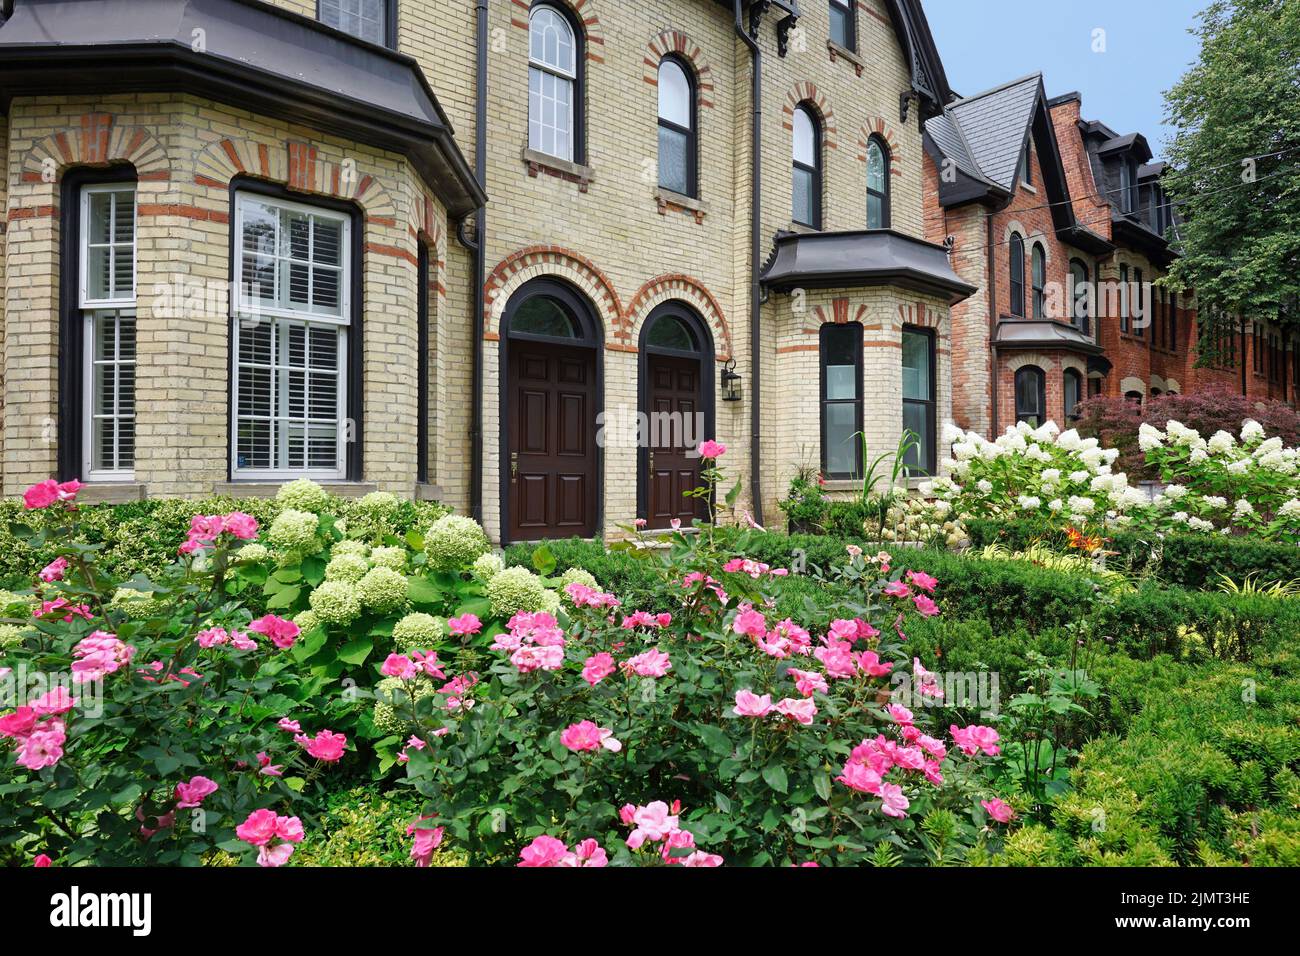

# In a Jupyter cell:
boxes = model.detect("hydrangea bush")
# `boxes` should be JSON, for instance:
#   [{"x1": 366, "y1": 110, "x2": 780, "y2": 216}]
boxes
[{"x1": 925, "y1": 417, "x2": 1300, "y2": 545}]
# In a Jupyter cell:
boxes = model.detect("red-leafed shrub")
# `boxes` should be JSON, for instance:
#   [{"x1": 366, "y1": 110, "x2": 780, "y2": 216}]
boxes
[{"x1": 1074, "y1": 386, "x2": 1300, "y2": 479}]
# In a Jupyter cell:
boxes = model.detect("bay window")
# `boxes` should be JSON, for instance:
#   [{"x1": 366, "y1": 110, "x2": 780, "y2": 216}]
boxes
[
  {"x1": 232, "y1": 191, "x2": 353, "y2": 480},
  {"x1": 80, "y1": 183, "x2": 137, "y2": 480},
  {"x1": 1014, "y1": 365, "x2": 1045, "y2": 426}
]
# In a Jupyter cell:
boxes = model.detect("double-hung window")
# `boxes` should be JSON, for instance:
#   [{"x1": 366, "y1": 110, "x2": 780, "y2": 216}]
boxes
[
  {"x1": 318, "y1": 0, "x2": 389, "y2": 46},
  {"x1": 829, "y1": 0, "x2": 856, "y2": 50},
  {"x1": 820, "y1": 323, "x2": 862, "y2": 479},
  {"x1": 902, "y1": 327, "x2": 936, "y2": 475},
  {"x1": 657, "y1": 57, "x2": 696, "y2": 196},
  {"x1": 529, "y1": 4, "x2": 579, "y2": 162},
  {"x1": 232, "y1": 192, "x2": 351, "y2": 480},
  {"x1": 80, "y1": 184, "x2": 137, "y2": 480}
]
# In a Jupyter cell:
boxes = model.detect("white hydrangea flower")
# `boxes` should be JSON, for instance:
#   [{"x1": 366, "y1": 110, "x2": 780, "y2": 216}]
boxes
[
  {"x1": 1137, "y1": 423, "x2": 1165, "y2": 451},
  {"x1": 941, "y1": 422, "x2": 965, "y2": 446},
  {"x1": 1201, "y1": 496, "x2": 1227, "y2": 510},
  {"x1": 1279, "y1": 499, "x2": 1300, "y2": 519},
  {"x1": 1163, "y1": 484, "x2": 1188, "y2": 500},
  {"x1": 1056, "y1": 429, "x2": 1082, "y2": 452},
  {"x1": 1032, "y1": 421, "x2": 1060, "y2": 444},
  {"x1": 952, "y1": 441, "x2": 978, "y2": 462},
  {"x1": 1171, "y1": 511, "x2": 1189, "y2": 523},
  {"x1": 1069, "y1": 470, "x2": 1090, "y2": 483},
  {"x1": 977, "y1": 480, "x2": 993, "y2": 494},
  {"x1": 1102, "y1": 448, "x2": 1120, "y2": 465},
  {"x1": 1234, "y1": 498, "x2": 1254, "y2": 517},
  {"x1": 1079, "y1": 448, "x2": 1105, "y2": 470},
  {"x1": 1041, "y1": 468, "x2": 1061, "y2": 485},
  {"x1": 1189, "y1": 447, "x2": 1208, "y2": 464},
  {"x1": 1017, "y1": 495, "x2": 1041, "y2": 510},
  {"x1": 1241, "y1": 419, "x2": 1265, "y2": 443},
  {"x1": 1067, "y1": 495, "x2": 1095, "y2": 514},
  {"x1": 1226, "y1": 459, "x2": 1250, "y2": 475},
  {"x1": 1047, "y1": 499, "x2": 1063, "y2": 512},
  {"x1": 1207, "y1": 430, "x2": 1236, "y2": 455},
  {"x1": 1187, "y1": 517, "x2": 1215, "y2": 532}
]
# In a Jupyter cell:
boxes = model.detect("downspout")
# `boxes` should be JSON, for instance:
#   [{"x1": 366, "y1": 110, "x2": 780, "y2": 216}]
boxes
[
  {"x1": 986, "y1": 208, "x2": 998, "y2": 436},
  {"x1": 461, "y1": 0, "x2": 489, "y2": 524},
  {"x1": 735, "y1": 0, "x2": 763, "y2": 525}
]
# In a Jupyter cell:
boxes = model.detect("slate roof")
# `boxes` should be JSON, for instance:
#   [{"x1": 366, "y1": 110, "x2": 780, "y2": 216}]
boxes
[{"x1": 939, "y1": 73, "x2": 1042, "y2": 191}]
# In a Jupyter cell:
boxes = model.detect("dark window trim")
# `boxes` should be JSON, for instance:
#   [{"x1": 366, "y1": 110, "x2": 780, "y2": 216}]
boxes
[
  {"x1": 498, "y1": 276, "x2": 604, "y2": 547},
  {"x1": 866, "y1": 133, "x2": 891, "y2": 229},
  {"x1": 225, "y1": 175, "x2": 365, "y2": 482},
  {"x1": 830, "y1": 0, "x2": 858, "y2": 52},
  {"x1": 530, "y1": 0, "x2": 587, "y2": 165},
  {"x1": 1133, "y1": 267, "x2": 1144, "y2": 338},
  {"x1": 819, "y1": 321, "x2": 863, "y2": 479},
  {"x1": 635, "y1": 301, "x2": 716, "y2": 523},
  {"x1": 1119, "y1": 263, "x2": 1130, "y2": 333},
  {"x1": 901, "y1": 323, "x2": 936, "y2": 476},
  {"x1": 793, "y1": 102, "x2": 823, "y2": 229},
  {"x1": 1008, "y1": 233, "x2": 1025, "y2": 317},
  {"x1": 58, "y1": 164, "x2": 139, "y2": 482},
  {"x1": 1030, "y1": 242, "x2": 1046, "y2": 319},
  {"x1": 1014, "y1": 365, "x2": 1046, "y2": 426},
  {"x1": 657, "y1": 53, "x2": 699, "y2": 199},
  {"x1": 316, "y1": 0, "x2": 398, "y2": 50},
  {"x1": 416, "y1": 240, "x2": 430, "y2": 484}
]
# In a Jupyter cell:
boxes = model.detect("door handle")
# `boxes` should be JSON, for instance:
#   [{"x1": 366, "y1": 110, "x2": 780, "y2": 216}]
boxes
[{"x1": 511, "y1": 451, "x2": 519, "y2": 478}]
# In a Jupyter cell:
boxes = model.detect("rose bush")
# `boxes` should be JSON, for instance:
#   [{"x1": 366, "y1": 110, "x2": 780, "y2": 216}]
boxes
[{"x1": 0, "y1": 482, "x2": 354, "y2": 866}]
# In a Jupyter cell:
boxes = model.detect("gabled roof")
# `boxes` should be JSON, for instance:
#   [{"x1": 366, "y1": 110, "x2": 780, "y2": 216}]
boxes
[{"x1": 944, "y1": 73, "x2": 1042, "y2": 191}]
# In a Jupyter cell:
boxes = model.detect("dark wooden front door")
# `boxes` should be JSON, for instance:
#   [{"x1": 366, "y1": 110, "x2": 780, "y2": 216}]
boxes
[
  {"x1": 507, "y1": 340, "x2": 598, "y2": 541},
  {"x1": 646, "y1": 354, "x2": 704, "y2": 529}
]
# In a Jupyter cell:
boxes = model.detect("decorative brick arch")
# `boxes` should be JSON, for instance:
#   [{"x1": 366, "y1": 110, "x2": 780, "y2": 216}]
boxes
[
  {"x1": 1061, "y1": 355, "x2": 1087, "y2": 377},
  {"x1": 409, "y1": 191, "x2": 448, "y2": 295},
  {"x1": 191, "y1": 137, "x2": 398, "y2": 220},
  {"x1": 642, "y1": 30, "x2": 715, "y2": 109},
  {"x1": 856, "y1": 118, "x2": 903, "y2": 178},
  {"x1": 626, "y1": 275, "x2": 733, "y2": 361},
  {"x1": 1007, "y1": 353, "x2": 1053, "y2": 372},
  {"x1": 810, "y1": 297, "x2": 871, "y2": 328},
  {"x1": 897, "y1": 301, "x2": 946, "y2": 330},
  {"x1": 782, "y1": 82, "x2": 838, "y2": 151},
  {"x1": 20, "y1": 113, "x2": 169, "y2": 183},
  {"x1": 1119, "y1": 375, "x2": 1147, "y2": 395},
  {"x1": 510, "y1": 0, "x2": 606, "y2": 63},
  {"x1": 484, "y1": 245, "x2": 623, "y2": 341}
]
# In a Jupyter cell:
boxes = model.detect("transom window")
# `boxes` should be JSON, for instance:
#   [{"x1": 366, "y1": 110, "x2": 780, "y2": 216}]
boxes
[
  {"x1": 866, "y1": 137, "x2": 890, "y2": 229},
  {"x1": 658, "y1": 57, "x2": 696, "y2": 197},
  {"x1": 318, "y1": 0, "x2": 389, "y2": 47},
  {"x1": 233, "y1": 192, "x2": 351, "y2": 480},
  {"x1": 830, "y1": 0, "x2": 856, "y2": 50},
  {"x1": 902, "y1": 326, "x2": 936, "y2": 475},
  {"x1": 820, "y1": 323, "x2": 862, "y2": 478},
  {"x1": 793, "y1": 104, "x2": 822, "y2": 229},
  {"x1": 80, "y1": 184, "x2": 137, "y2": 480},
  {"x1": 529, "y1": 4, "x2": 579, "y2": 161}
]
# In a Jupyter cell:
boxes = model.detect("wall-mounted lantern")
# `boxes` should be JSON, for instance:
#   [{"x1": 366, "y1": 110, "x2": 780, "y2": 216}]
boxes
[{"x1": 720, "y1": 358, "x2": 742, "y2": 403}]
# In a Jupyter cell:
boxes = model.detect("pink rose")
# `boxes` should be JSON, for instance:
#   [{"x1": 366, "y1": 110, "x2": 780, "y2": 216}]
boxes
[
  {"x1": 0, "y1": 706, "x2": 39, "y2": 741},
  {"x1": 774, "y1": 697, "x2": 817, "y2": 726},
  {"x1": 581, "y1": 652, "x2": 616, "y2": 686},
  {"x1": 277, "y1": 718, "x2": 301, "y2": 733},
  {"x1": 906, "y1": 570, "x2": 938, "y2": 593},
  {"x1": 257, "y1": 843, "x2": 295, "y2": 868},
  {"x1": 23, "y1": 479, "x2": 81, "y2": 510},
  {"x1": 15, "y1": 719, "x2": 66, "y2": 770},
  {"x1": 883, "y1": 580, "x2": 911, "y2": 598},
  {"x1": 236, "y1": 808, "x2": 280, "y2": 847},
  {"x1": 697, "y1": 440, "x2": 726, "y2": 459},
  {"x1": 879, "y1": 783, "x2": 910, "y2": 818},
  {"x1": 982, "y1": 798, "x2": 1015, "y2": 823},
  {"x1": 732, "y1": 689, "x2": 774, "y2": 718},
  {"x1": 222, "y1": 511, "x2": 259, "y2": 539},
  {"x1": 407, "y1": 819, "x2": 445, "y2": 867},
  {"x1": 626, "y1": 801, "x2": 679, "y2": 848},
  {"x1": 836, "y1": 760, "x2": 883, "y2": 795},
  {"x1": 788, "y1": 668, "x2": 828, "y2": 697},
  {"x1": 623, "y1": 648, "x2": 671, "y2": 678},
  {"x1": 913, "y1": 594, "x2": 940, "y2": 617},
  {"x1": 300, "y1": 729, "x2": 347, "y2": 762},
  {"x1": 381, "y1": 653, "x2": 417, "y2": 680},
  {"x1": 518, "y1": 835, "x2": 571, "y2": 867},
  {"x1": 248, "y1": 614, "x2": 299, "y2": 649},
  {"x1": 448, "y1": 613, "x2": 482, "y2": 636},
  {"x1": 39, "y1": 557, "x2": 69, "y2": 583},
  {"x1": 33, "y1": 854, "x2": 53, "y2": 867},
  {"x1": 174, "y1": 775, "x2": 219, "y2": 809},
  {"x1": 30, "y1": 688, "x2": 78, "y2": 717},
  {"x1": 950, "y1": 724, "x2": 1001, "y2": 757}
]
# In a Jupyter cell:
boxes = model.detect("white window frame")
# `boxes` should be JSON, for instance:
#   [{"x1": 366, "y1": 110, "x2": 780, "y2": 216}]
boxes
[
  {"x1": 80, "y1": 184, "x2": 137, "y2": 481},
  {"x1": 231, "y1": 191, "x2": 352, "y2": 482},
  {"x1": 528, "y1": 4, "x2": 578, "y2": 162}
]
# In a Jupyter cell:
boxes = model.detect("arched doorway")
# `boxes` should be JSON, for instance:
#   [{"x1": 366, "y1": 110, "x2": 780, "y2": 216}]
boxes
[
  {"x1": 501, "y1": 278, "x2": 601, "y2": 543},
  {"x1": 637, "y1": 302, "x2": 714, "y2": 529}
]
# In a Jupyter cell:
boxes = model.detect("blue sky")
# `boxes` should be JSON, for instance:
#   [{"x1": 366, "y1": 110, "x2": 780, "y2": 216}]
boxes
[{"x1": 920, "y1": 0, "x2": 1206, "y2": 157}]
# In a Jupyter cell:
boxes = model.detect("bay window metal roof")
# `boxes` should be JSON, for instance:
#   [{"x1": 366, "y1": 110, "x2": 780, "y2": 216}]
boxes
[
  {"x1": 0, "y1": 0, "x2": 485, "y2": 218},
  {"x1": 760, "y1": 229, "x2": 976, "y2": 303}
]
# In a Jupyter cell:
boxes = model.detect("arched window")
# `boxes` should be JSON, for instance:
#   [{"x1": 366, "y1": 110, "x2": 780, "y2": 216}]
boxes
[
  {"x1": 1124, "y1": 390, "x2": 1143, "y2": 406},
  {"x1": 1069, "y1": 258, "x2": 1090, "y2": 333},
  {"x1": 1063, "y1": 368, "x2": 1083, "y2": 421},
  {"x1": 1014, "y1": 365, "x2": 1045, "y2": 426},
  {"x1": 792, "y1": 104, "x2": 822, "y2": 229},
  {"x1": 657, "y1": 57, "x2": 696, "y2": 197},
  {"x1": 1008, "y1": 233, "x2": 1025, "y2": 317},
  {"x1": 529, "y1": 4, "x2": 581, "y2": 162},
  {"x1": 866, "y1": 136, "x2": 890, "y2": 229},
  {"x1": 1031, "y1": 243, "x2": 1046, "y2": 319}
]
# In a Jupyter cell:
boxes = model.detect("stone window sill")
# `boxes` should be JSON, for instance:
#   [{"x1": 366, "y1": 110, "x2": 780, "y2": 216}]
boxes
[
  {"x1": 211, "y1": 481, "x2": 378, "y2": 499},
  {"x1": 787, "y1": 220, "x2": 821, "y2": 235},
  {"x1": 655, "y1": 187, "x2": 707, "y2": 223},
  {"x1": 522, "y1": 148, "x2": 594, "y2": 192},
  {"x1": 827, "y1": 40, "x2": 865, "y2": 76},
  {"x1": 821, "y1": 477, "x2": 929, "y2": 495},
  {"x1": 414, "y1": 482, "x2": 444, "y2": 501},
  {"x1": 78, "y1": 482, "x2": 147, "y2": 505}
]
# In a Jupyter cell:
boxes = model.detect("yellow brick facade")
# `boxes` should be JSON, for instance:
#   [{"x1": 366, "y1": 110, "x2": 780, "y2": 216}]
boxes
[{"x1": 1, "y1": 0, "x2": 960, "y2": 541}]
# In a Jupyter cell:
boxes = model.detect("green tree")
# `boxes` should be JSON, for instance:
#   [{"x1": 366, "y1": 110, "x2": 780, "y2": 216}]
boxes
[{"x1": 1162, "y1": 0, "x2": 1300, "y2": 333}]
